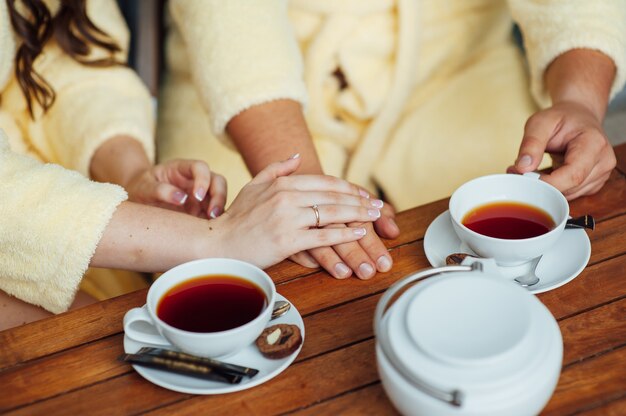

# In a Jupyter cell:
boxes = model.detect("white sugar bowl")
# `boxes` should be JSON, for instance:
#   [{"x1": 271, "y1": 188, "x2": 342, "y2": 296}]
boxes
[{"x1": 374, "y1": 261, "x2": 562, "y2": 416}]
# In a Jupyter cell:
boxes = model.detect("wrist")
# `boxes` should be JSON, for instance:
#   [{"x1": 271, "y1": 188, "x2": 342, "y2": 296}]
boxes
[
  {"x1": 90, "y1": 135, "x2": 152, "y2": 188},
  {"x1": 193, "y1": 215, "x2": 230, "y2": 260},
  {"x1": 545, "y1": 49, "x2": 615, "y2": 121}
]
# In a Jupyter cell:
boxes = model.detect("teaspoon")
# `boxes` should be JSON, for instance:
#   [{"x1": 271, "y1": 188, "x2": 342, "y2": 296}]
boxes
[
  {"x1": 446, "y1": 253, "x2": 540, "y2": 287},
  {"x1": 513, "y1": 256, "x2": 541, "y2": 287},
  {"x1": 270, "y1": 300, "x2": 291, "y2": 320}
]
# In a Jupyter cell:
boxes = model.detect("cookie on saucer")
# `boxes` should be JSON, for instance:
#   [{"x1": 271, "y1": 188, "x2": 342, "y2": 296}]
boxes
[{"x1": 256, "y1": 324, "x2": 302, "y2": 359}]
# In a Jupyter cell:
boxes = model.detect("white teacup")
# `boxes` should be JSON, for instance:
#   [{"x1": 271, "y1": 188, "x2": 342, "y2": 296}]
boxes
[
  {"x1": 123, "y1": 258, "x2": 276, "y2": 358},
  {"x1": 449, "y1": 173, "x2": 569, "y2": 267}
]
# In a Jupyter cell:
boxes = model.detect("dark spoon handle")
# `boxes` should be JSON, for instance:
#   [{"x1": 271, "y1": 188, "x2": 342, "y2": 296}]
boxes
[{"x1": 565, "y1": 215, "x2": 595, "y2": 231}]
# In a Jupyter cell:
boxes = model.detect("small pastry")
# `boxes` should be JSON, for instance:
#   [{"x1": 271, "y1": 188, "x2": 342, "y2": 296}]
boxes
[{"x1": 255, "y1": 324, "x2": 302, "y2": 359}]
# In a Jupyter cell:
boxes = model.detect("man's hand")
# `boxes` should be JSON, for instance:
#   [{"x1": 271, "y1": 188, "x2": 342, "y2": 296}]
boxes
[
  {"x1": 508, "y1": 101, "x2": 616, "y2": 199},
  {"x1": 291, "y1": 199, "x2": 399, "y2": 279},
  {"x1": 508, "y1": 48, "x2": 617, "y2": 199}
]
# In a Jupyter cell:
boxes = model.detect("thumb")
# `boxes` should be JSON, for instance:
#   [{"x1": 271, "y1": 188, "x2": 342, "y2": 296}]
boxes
[
  {"x1": 514, "y1": 111, "x2": 561, "y2": 173},
  {"x1": 251, "y1": 153, "x2": 301, "y2": 184}
]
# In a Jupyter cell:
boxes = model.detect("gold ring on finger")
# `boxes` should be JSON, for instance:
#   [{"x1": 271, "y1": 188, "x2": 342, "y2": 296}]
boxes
[{"x1": 311, "y1": 204, "x2": 321, "y2": 228}]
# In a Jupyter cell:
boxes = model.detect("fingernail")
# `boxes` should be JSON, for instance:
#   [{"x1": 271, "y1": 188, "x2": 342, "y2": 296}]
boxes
[
  {"x1": 288, "y1": 153, "x2": 300, "y2": 160},
  {"x1": 353, "y1": 227, "x2": 367, "y2": 236},
  {"x1": 334, "y1": 262, "x2": 351, "y2": 278},
  {"x1": 368, "y1": 209, "x2": 381, "y2": 219},
  {"x1": 358, "y1": 263, "x2": 375, "y2": 279},
  {"x1": 371, "y1": 199, "x2": 384, "y2": 208},
  {"x1": 389, "y1": 218, "x2": 399, "y2": 233},
  {"x1": 173, "y1": 191, "x2": 188, "y2": 204},
  {"x1": 359, "y1": 189, "x2": 370, "y2": 198},
  {"x1": 517, "y1": 154, "x2": 532, "y2": 168},
  {"x1": 209, "y1": 207, "x2": 222, "y2": 219},
  {"x1": 194, "y1": 188, "x2": 205, "y2": 201},
  {"x1": 377, "y1": 255, "x2": 392, "y2": 272}
]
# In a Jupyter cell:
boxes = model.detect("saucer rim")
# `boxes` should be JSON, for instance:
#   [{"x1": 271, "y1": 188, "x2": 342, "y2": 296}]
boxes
[
  {"x1": 123, "y1": 293, "x2": 304, "y2": 394},
  {"x1": 423, "y1": 210, "x2": 591, "y2": 294}
]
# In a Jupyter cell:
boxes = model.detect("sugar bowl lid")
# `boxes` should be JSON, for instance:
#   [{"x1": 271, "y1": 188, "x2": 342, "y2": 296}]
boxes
[{"x1": 374, "y1": 261, "x2": 562, "y2": 407}]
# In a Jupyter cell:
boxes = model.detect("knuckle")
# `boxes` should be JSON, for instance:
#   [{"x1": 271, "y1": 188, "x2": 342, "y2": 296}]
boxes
[
  {"x1": 569, "y1": 170, "x2": 585, "y2": 187},
  {"x1": 316, "y1": 230, "x2": 330, "y2": 244},
  {"x1": 324, "y1": 205, "x2": 339, "y2": 218},
  {"x1": 272, "y1": 231, "x2": 292, "y2": 248},
  {"x1": 272, "y1": 191, "x2": 291, "y2": 208},
  {"x1": 274, "y1": 176, "x2": 290, "y2": 190},
  {"x1": 309, "y1": 247, "x2": 336, "y2": 264},
  {"x1": 340, "y1": 245, "x2": 367, "y2": 265},
  {"x1": 322, "y1": 175, "x2": 339, "y2": 188}
]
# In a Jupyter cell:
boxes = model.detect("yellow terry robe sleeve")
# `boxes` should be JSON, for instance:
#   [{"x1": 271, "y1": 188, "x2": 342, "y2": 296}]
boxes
[
  {"x1": 169, "y1": 0, "x2": 308, "y2": 139},
  {"x1": 0, "y1": 130, "x2": 127, "y2": 314},
  {"x1": 3, "y1": 0, "x2": 155, "y2": 176},
  {"x1": 509, "y1": 0, "x2": 626, "y2": 108}
]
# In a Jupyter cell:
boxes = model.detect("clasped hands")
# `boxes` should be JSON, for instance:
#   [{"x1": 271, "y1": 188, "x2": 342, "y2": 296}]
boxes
[
  {"x1": 124, "y1": 99, "x2": 616, "y2": 279},
  {"x1": 122, "y1": 155, "x2": 395, "y2": 273}
]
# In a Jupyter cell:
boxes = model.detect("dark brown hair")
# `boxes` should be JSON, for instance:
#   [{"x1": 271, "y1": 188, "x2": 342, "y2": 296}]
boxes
[{"x1": 7, "y1": 0, "x2": 122, "y2": 117}]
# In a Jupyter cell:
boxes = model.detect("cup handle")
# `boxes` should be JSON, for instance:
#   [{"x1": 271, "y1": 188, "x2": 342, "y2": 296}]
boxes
[
  {"x1": 523, "y1": 172, "x2": 541, "y2": 180},
  {"x1": 123, "y1": 305, "x2": 169, "y2": 346}
]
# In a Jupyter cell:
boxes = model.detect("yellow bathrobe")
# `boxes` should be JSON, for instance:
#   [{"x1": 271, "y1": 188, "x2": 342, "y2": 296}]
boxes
[
  {"x1": 158, "y1": 0, "x2": 626, "y2": 210},
  {"x1": 0, "y1": 130, "x2": 127, "y2": 314},
  {"x1": 0, "y1": 0, "x2": 154, "y2": 308}
]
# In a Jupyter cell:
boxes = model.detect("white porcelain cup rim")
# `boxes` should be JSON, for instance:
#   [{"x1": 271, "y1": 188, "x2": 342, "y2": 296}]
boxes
[
  {"x1": 449, "y1": 173, "x2": 568, "y2": 242},
  {"x1": 145, "y1": 261, "x2": 273, "y2": 337}
]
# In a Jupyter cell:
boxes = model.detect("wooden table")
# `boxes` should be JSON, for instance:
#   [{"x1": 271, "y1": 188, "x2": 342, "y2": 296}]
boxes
[{"x1": 2, "y1": 144, "x2": 626, "y2": 415}]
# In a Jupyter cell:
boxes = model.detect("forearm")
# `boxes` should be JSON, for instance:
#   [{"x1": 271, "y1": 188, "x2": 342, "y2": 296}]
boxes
[
  {"x1": 545, "y1": 49, "x2": 616, "y2": 120},
  {"x1": 0, "y1": 289, "x2": 96, "y2": 331},
  {"x1": 89, "y1": 135, "x2": 152, "y2": 188},
  {"x1": 91, "y1": 202, "x2": 221, "y2": 272},
  {"x1": 226, "y1": 99, "x2": 323, "y2": 175}
]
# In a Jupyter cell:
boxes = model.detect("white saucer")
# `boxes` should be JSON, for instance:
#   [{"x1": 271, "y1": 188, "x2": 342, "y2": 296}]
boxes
[
  {"x1": 123, "y1": 294, "x2": 304, "y2": 394},
  {"x1": 423, "y1": 211, "x2": 591, "y2": 294}
]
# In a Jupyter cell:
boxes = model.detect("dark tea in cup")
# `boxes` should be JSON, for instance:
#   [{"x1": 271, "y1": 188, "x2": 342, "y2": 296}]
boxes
[
  {"x1": 462, "y1": 201, "x2": 555, "y2": 239},
  {"x1": 157, "y1": 274, "x2": 267, "y2": 333}
]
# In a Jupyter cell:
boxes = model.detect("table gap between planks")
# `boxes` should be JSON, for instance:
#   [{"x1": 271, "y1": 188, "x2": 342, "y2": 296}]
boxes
[{"x1": 1, "y1": 143, "x2": 626, "y2": 415}]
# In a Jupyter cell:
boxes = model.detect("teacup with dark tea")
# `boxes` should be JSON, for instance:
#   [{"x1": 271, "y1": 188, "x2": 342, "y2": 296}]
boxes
[
  {"x1": 449, "y1": 173, "x2": 569, "y2": 267},
  {"x1": 124, "y1": 258, "x2": 276, "y2": 358}
]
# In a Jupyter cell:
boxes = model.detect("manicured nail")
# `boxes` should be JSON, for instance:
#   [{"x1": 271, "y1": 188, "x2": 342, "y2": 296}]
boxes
[
  {"x1": 353, "y1": 227, "x2": 367, "y2": 236},
  {"x1": 173, "y1": 191, "x2": 187, "y2": 204},
  {"x1": 289, "y1": 153, "x2": 300, "y2": 160},
  {"x1": 358, "y1": 263, "x2": 375, "y2": 279},
  {"x1": 517, "y1": 154, "x2": 532, "y2": 168},
  {"x1": 194, "y1": 188, "x2": 205, "y2": 201},
  {"x1": 334, "y1": 262, "x2": 351, "y2": 278},
  {"x1": 377, "y1": 255, "x2": 392, "y2": 272},
  {"x1": 371, "y1": 199, "x2": 384, "y2": 208},
  {"x1": 209, "y1": 207, "x2": 222, "y2": 219},
  {"x1": 359, "y1": 189, "x2": 370, "y2": 198},
  {"x1": 368, "y1": 209, "x2": 381, "y2": 219}
]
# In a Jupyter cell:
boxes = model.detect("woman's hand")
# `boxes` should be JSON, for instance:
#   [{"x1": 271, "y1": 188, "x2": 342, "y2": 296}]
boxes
[
  {"x1": 210, "y1": 155, "x2": 382, "y2": 269},
  {"x1": 126, "y1": 159, "x2": 227, "y2": 219},
  {"x1": 90, "y1": 136, "x2": 226, "y2": 218}
]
